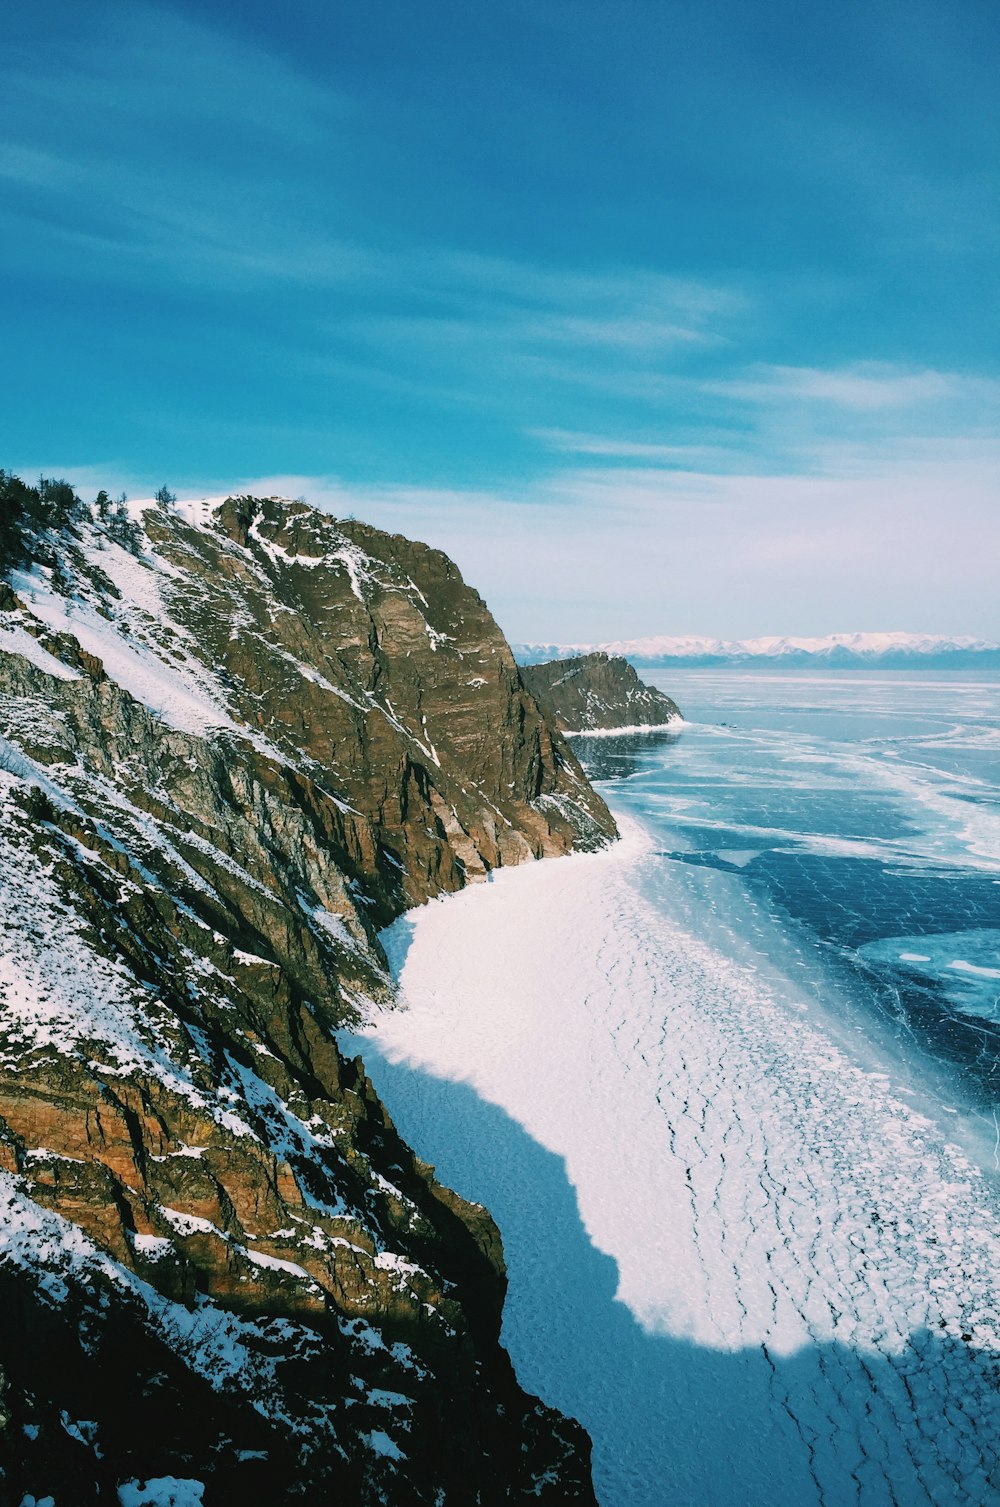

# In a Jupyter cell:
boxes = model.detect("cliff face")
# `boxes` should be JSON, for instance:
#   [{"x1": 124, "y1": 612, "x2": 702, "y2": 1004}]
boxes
[
  {"x1": 0, "y1": 493, "x2": 613, "y2": 1505},
  {"x1": 521, "y1": 652, "x2": 680, "y2": 733}
]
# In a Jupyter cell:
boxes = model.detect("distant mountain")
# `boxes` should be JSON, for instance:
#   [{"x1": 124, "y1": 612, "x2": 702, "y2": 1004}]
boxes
[{"x1": 515, "y1": 632, "x2": 1000, "y2": 670}]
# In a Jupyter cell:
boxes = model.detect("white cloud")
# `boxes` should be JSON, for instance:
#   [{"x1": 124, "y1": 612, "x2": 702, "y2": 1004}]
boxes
[
  {"x1": 531, "y1": 429, "x2": 733, "y2": 462},
  {"x1": 221, "y1": 427, "x2": 999, "y2": 643},
  {"x1": 708, "y1": 362, "x2": 1000, "y2": 412}
]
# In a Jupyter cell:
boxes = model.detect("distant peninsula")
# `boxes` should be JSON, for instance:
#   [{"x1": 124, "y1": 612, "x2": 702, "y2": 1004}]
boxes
[{"x1": 522, "y1": 651, "x2": 681, "y2": 733}]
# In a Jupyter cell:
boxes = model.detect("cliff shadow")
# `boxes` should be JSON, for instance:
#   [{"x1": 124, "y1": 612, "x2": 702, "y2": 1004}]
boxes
[{"x1": 344, "y1": 1029, "x2": 1000, "y2": 1507}]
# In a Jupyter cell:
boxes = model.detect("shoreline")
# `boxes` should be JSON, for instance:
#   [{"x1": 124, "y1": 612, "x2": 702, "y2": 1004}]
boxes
[
  {"x1": 562, "y1": 716, "x2": 686, "y2": 737},
  {"x1": 350, "y1": 794, "x2": 1000, "y2": 1506}
]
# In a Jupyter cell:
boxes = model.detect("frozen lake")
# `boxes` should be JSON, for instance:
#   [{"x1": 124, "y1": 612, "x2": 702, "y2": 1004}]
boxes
[{"x1": 345, "y1": 672, "x2": 1000, "y2": 1506}]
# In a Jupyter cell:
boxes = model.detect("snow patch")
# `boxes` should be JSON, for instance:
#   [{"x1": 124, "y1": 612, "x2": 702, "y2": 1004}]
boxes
[
  {"x1": 363, "y1": 1429, "x2": 407, "y2": 1462},
  {"x1": 563, "y1": 717, "x2": 686, "y2": 737},
  {"x1": 0, "y1": 625, "x2": 81, "y2": 681},
  {"x1": 117, "y1": 1477, "x2": 205, "y2": 1507}
]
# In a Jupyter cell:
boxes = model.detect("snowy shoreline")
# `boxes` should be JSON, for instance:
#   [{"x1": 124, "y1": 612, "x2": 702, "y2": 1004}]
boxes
[
  {"x1": 350, "y1": 801, "x2": 1000, "y2": 1507},
  {"x1": 562, "y1": 716, "x2": 686, "y2": 737}
]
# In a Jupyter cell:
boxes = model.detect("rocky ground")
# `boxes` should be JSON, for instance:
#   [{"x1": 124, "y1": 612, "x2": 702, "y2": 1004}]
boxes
[
  {"x1": 0, "y1": 490, "x2": 615, "y2": 1505},
  {"x1": 521, "y1": 652, "x2": 680, "y2": 734}
]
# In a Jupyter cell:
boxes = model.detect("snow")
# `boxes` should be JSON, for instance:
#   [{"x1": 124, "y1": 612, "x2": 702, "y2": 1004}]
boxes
[
  {"x1": 10, "y1": 566, "x2": 236, "y2": 737},
  {"x1": 273, "y1": 647, "x2": 367, "y2": 709},
  {"x1": 158, "y1": 1208, "x2": 220, "y2": 1239},
  {"x1": 117, "y1": 1477, "x2": 205, "y2": 1507},
  {"x1": 363, "y1": 1429, "x2": 407, "y2": 1461},
  {"x1": 366, "y1": 1388, "x2": 413, "y2": 1409},
  {"x1": 424, "y1": 624, "x2": 453, "y2": 651},
  {"x1": 563, "y1": 717, "x2": 685, "y2": 737},
  {"x1": 0, "y1": 737, "x2": 82, "y2": 813},
  {"x1": 0, "y1": 1166, "x2": 427, "y2": 1453},
  {"x1": 243, "y1": 1247, "x2": 313, "y2": 1280},
  {"x1": 60, "y1": 1413, "x2": 98, "y2": 1446},
  {"x1": 373, "y1": 1250, "x2": 425, "y2": 1277},
  {"x1": 309, "y1": 903, "x2": 366, "y2": 952},
  {"x1": 0, "y1": 769, "x2": 306, "y2": 1149},
  {"x1": 0, "y1": 624, "x2": 81, "y2": 681},
  {"x1": 245, "y1": 508, "x2": 379, "y2": 602},
  {"x1": 0, "y1": 786, "x2": 238, "y2": 1123},
  {"x1": 353, "y1": 810, "x2": 1000, "y2": 1507},
  {"x1": 178, "y1": 828, "x2": 277, "y2": 901},
  {"x1": 169, "y1": 498, "x2": 227, "y2": 530},
  {"x1": 377, "y1": 696, "x2": 440, "y2": 767},
  {"x1": 949, "y1": 957, "x2": 1000, "y2": 978},
  {"x1": 130, "y1": 1233, "x2": 175, "y2": 1259},
  {"x1": 0, "y1": 1172, "x2": 268, "y2": 1395},
  {"x1": 159, "y1": 1204, "x2": 323, "y2": 1288},
  {"x1": 330, "y1": 541, "x2": 373, "y2": 599}
]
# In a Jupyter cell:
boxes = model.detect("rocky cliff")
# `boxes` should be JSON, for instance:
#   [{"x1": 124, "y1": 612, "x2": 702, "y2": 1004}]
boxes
[
  {"x1": 0, "y1": 486, "x2": 615, "y2": 1505},
  {"x1": 521, "y1": 652, "x2": 680, "y2": 733}
]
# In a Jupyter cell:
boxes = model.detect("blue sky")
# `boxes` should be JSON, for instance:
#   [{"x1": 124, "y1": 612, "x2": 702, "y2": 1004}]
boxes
[{"x1": 3, "y1": 0, "x2": 998, "y2": 640}]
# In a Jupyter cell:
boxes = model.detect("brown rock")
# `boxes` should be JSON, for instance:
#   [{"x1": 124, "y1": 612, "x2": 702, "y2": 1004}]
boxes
[
  {"x1": 523, "y1": 649, "x2": 681, "y2": 732},
  {"x1": 0, "y1": 495, "x2": 604, "y2": 1505}
]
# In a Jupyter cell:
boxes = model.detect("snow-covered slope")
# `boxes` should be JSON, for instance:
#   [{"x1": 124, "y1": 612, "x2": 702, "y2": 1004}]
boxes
[
  {"x1": 0, "y1": 487, "x2": 607, "y2": 1505},
  {"x1": 516, "y1": 631, "x2": 1000, "y2": 669}
]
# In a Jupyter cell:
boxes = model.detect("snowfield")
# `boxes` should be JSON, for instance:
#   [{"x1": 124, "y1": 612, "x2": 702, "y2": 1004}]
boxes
[{"x1": 352, "y1": 813, "x2": 1000, "y2": 1507}]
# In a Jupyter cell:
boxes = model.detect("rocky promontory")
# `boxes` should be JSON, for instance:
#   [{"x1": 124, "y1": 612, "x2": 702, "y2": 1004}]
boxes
[
  {"x1": 521, "y1": 651, "x2": 681, "y2": 733},
  {"x1": 0, "y1": 478, "x2": 614, "y2": 1505}
]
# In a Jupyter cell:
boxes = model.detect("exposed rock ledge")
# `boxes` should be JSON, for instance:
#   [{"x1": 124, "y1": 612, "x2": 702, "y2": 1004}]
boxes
[
  {"x1": 521, "y1": 651, "x2": 681, "y2": 733},
  {"x1": 0, "y1": 488, "x2": 613, "y2": 1505}
]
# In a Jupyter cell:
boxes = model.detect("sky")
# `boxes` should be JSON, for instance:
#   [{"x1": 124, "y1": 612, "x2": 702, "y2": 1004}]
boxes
[{"x1": 3, "y1": 0, "x2": 998, "y2": 642}]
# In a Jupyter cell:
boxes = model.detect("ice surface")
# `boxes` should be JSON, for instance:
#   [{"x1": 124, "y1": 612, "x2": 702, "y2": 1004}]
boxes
[
  {"x1": 859, "y1": 931, "x2": 1000, "y2": 1021},
  {"x1": 618, "y1": 671, "x2": 1000, "y2": 1125},
  {"x1": 355, "y1": 804, "x2": 1000, "y2": 1506}
]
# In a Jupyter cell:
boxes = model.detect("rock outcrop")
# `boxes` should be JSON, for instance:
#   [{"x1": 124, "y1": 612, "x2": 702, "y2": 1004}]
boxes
[
  {"x1": 0, "y1": 490, "x2": 613, "y2": 1505},
  {"x1": 521, "y1": 651, "x2": 680, "y2": 733}
]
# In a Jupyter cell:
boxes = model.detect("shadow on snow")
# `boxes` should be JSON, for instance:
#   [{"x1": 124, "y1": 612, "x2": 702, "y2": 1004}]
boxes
[{"x1": 346, "y1": 1030, "x2": 1000, "y2": 1507}]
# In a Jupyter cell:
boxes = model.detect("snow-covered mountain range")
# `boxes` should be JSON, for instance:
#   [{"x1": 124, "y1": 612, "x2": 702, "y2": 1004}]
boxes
[{"x1": 516, "y1": 631, "x2": 1000, "y2": 670}]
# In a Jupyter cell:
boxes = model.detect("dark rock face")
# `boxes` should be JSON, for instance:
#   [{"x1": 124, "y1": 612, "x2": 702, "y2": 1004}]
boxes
[
  {"x1": 522, "y1": 651, "x2": 681, "y2": 733},
  {"x1": 0, "y1": 495, "x2": 610, "y2": 1505}
]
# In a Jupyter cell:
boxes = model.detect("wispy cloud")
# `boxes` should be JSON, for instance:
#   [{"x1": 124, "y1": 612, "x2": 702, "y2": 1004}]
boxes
[
  {"x1": 0, "y1": 6, "x2": 358, "y2": 292},
  {"x1": 531, "y1": 429, "x2": 723, "y2": 461},
  {"x1": 219, "y1": 418, "x2": 998, "y2": 642},
  {"x1": 5, "y1": 2, "x2": 998, "y2": 644},
  {"x1": 708, "y1": 363, "x2": 1000, "y2": 411}
]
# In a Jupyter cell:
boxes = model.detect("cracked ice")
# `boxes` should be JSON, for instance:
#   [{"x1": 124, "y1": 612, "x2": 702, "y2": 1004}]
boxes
[{"x1": 355, "y1": 813, "x2": 1000, "y2": 1507}]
